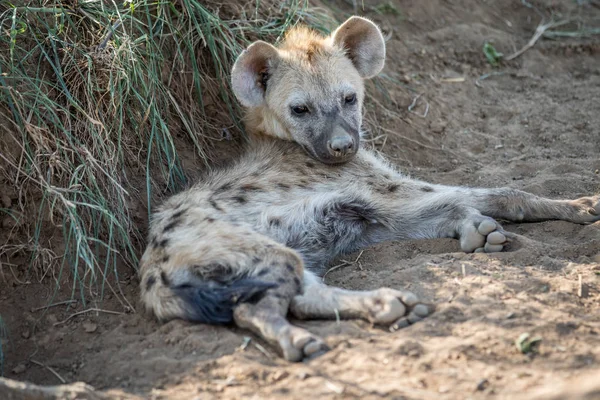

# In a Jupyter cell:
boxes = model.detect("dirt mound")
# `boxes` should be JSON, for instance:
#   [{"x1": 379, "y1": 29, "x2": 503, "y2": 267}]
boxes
[{"x1": 2, "y1": 0, "x2": 600, "y2": 399}]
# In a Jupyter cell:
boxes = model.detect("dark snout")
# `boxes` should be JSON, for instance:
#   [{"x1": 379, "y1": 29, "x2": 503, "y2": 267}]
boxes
[
  {"x1": 305, "y1": 113, "x2": 360, "y2": 165},
  {"x1": 328, "y1": 134, "x2": 355, "y2": 156}
]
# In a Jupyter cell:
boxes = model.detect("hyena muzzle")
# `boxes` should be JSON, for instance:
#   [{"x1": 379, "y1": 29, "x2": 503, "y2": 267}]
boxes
[{"x1": 139, "y1": 16, "x2": 600, "y2": 361}]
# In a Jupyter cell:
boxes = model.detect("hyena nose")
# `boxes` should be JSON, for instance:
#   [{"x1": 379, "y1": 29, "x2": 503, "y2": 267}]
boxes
[{"x1": 328, "y1": 135, "x2": 354, "y2": 156}]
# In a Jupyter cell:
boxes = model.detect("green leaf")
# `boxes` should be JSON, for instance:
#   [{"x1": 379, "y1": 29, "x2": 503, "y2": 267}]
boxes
[
  {"x1": 516, "y1": 332, "x2": 542, "y2": 354},
  {"x1": 483, "y1": 42, "x2": 503, "y2": 67}
]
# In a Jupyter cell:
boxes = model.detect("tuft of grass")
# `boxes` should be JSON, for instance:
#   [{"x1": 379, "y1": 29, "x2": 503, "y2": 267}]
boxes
[
  {"x1": 0, "y1": 0, "x2": 332, "y2": 307},
  {"x1": 543, "y1": 27, "x2": 600, "y2": 38}
]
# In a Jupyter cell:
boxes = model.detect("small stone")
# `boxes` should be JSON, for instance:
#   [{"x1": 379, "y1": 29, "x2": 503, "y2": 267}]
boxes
[
  {"x1": 83, "y1": 322, "x2": 97, "y2": 333},
  {"x1": 476, "y1": 378, "x2": 489, "y2": 391},
  {"x1": 430, "y1": 121, "x2": 447, "y2": 134},
  {"x1": 271, "y1": 370, "x2": 289, "y2": 383},
  {"x1": 2, "y1": 217, "x2": 15, "y2": 229},
  {"x1": 325, "y1": 381, "x2": 345, "y2": 394},
  {"x1": 21, "y1": 330, "x2": 30, "y2": 339},
  {"x1": 1, "y1": 194, "x2": 10, "y2": 208},
  {"x1": 297, "y1": 371, "x2": 310, "y2": 380},
  {"x1": 12, "y1": 363, "x2": 27, "y2": 374}
]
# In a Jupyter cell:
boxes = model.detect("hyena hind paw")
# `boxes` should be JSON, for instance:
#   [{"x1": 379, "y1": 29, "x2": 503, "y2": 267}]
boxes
[
  {"x1": 360, "y1": 288, "x2": 433, "y2": 331},
  {"x1": 279, "y1": 326, "x2": 330, "y2": 362}
]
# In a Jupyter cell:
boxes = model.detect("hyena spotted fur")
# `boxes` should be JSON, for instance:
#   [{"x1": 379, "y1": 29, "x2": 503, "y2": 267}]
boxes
[{"x1": 139, "y1": 17, "x2": 600, "y2": 361}]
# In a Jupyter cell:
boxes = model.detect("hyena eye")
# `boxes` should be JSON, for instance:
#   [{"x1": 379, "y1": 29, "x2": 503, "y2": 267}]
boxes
[
  {"x1": 344, "y1": 93, "x2": 357, "y2": 105},
  {"x1": 291, "y1": 105, "x2": 309, "y2": 116}
]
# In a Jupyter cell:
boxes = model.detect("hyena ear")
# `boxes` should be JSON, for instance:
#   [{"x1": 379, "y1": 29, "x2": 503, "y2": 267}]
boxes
[
  {"x1": 231, "y1": 41, "x2": 280, "y2": 108},
  {"x1": 331, "y1": 16, "x2": 385, "y2": 79}
]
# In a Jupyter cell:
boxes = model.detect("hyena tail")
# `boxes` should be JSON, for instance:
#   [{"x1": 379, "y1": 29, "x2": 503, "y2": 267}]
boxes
[
  {"x1": 172, "y1": 279, "x2": 277, "y2": 324},
  {"x1": 141, "y1": 270, "x2": 276, "y2": 324}
]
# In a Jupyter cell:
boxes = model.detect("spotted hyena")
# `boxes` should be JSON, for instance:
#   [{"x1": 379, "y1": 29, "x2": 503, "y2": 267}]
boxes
[{"x1": 139, "y1": 16, "x2": 600, "y2": 361}]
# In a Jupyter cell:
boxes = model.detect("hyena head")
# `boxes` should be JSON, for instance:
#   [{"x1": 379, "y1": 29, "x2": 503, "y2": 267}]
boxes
[{"x1": 231, "y1": 16, "x2": 385, "y2": 164}]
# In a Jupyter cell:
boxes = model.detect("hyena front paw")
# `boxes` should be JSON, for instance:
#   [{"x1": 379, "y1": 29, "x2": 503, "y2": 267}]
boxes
[
  {"x1": 279, "y1": 326, "x2": 330, "y2": 362},
  {"x1": 460, "y1": 216, "x2": 508, "y2": 253},
  {"x1": 362, "y1": 288, "x2": 432, "y2": 331},
  {"x1": 568, "y1": 195, "x2": 600, "y2": 224}
]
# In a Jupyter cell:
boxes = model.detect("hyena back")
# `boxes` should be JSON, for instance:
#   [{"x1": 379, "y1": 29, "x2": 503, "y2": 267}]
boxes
[{"x1": 139, "y1": 17, "x2": 600, "y2": 361}]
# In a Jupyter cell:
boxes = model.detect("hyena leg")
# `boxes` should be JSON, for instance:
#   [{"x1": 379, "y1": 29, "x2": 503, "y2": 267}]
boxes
[
  {"x1": 419, "y1": 187, "x2": 600, "y2": 253},
  {"x1": 464, "y1": 187, "x2": 600, "y2": 224},
  {"x1": 233, "y1": 264, "x2": 330, "y2": 361},
  {"x1": 383, "y1": 186, "x2": 598, "y2": 253},
  {"x1": 140, "y1": 217, "x2": 328, "y2": 361},
  {"x1": 382, "y1": 198, "x2": 512, "y2": 253},
  {"x1": 290, "y1": 271, "x2": 431, "y2": 331}
]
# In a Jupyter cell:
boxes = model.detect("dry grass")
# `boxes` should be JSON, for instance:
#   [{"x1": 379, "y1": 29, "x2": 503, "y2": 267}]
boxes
[{"x1": 0, "y1": 0, "x2": 336, "y2": 308}]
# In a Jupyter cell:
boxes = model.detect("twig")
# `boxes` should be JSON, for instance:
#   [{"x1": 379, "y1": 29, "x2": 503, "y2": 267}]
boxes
[
  {"x1": 323, "y1": 261, "x2": 351, "y2": 281},
  {"x1": 520, "y1": 0, "x2": 545, "y2": 19},
  {"x1": 407, "y1": 94, "x2": 430, "y2": 118},
  {"x1": 31, "y1": 300, "x2": 77, "y2": 312},
  {"x1": 475, "y1": 71, "x2": 506, "y2": 87},
  {"x1": 30, "y1": 359, "x2": 66, "y2": 384},
  {"x1": 325, "y1": 380, "x2": 345, "y2": 394},
  {"x1": 505, "y1": 20, "x2": 569, "y2": 61},
  {"x1": 353, "y1": 250, "x2": 365, "y2": 264},
  {"x1": 8, "y1": 264, "x2": 28, "y2": 285},
  {"x1": 543, "y1": 27, "x2": 600, "y2": 39},
  {"x1": 440, "y1": 77, "x2": 465, "y2": 83},
  {"x1": 323, "y1": 250, "x2": 367, "y2": 282},
  {"x1": 53, "y1": 308, "x2": 125, "y2": 326},
  {"x1": 239, "y1": 337, "x2": 251, "y2": 351},
  {"x1": 254, "y1": 342, "x2": 274, "y2": 358}
]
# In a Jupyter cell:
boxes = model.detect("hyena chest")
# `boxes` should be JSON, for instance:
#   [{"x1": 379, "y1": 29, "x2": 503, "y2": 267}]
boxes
[
  {"x1": 198, "y1": 154, "x2": 384, "y2": 270},
  {"x1": 251, "y1": 196, "x2": 380, "y2": 271}
]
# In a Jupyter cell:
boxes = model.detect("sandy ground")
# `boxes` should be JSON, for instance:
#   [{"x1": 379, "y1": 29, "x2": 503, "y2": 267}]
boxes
[{"x1": 2, "y1": 0, "x2": 600, "y2": 399}]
